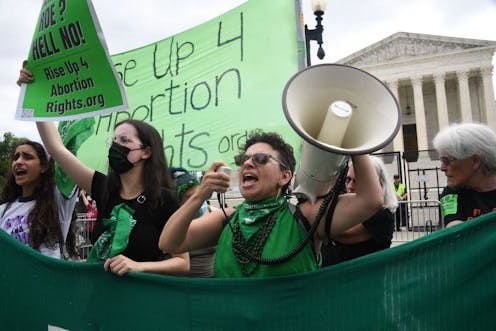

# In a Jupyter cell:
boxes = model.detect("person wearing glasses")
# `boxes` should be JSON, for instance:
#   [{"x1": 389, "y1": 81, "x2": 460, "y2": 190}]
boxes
[
  {"x1": 159, "y1": 129, "x2": 383, "y2": 278},
  {"x1": 18, "y1": 65, "x2": 189, "y2": 275},
  {"x1": 433, "y1": 122, "x2": 496, "y2": 228},
  {"x1": 321, "y1": 156, "x2": 397, "y2": 266},
  {"x1": 34, "y1": 119, "x2": 190, "y2": 276}
]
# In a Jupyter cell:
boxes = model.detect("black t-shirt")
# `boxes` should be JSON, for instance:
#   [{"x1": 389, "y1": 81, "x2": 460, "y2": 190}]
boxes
[
  {"x1": 440, "y1": 186, "x2": 496, "y2": 226},
  {"x1": 322, "y1": 208, "x2": 394, "y2": 266},
  {"x1": 90, "y1": 171, "x2": 179, "y2": 262}
]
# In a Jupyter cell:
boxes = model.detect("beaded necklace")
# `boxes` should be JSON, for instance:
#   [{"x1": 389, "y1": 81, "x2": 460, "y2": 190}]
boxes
[{"x1": 231, "y1": 211, "x2": 277, "y2": 276}]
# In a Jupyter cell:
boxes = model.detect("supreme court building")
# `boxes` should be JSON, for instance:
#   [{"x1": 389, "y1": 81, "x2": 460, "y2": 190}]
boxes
[{"x1": 337, "y1": 32, "x2": 496, "y2": 159}]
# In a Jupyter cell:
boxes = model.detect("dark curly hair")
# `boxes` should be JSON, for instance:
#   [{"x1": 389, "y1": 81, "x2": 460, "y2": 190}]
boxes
[
  {"x1": 0, "y1": 140, "x2": 77, "y2": 257},
  {"x1": 240, "y1": 129, "x2": 296, "y2": 194}
]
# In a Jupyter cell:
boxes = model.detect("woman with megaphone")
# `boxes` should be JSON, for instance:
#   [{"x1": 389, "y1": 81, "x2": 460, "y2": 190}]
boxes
[{"x1": 159, "y1": 129, "x2": 383, "y2": 278}]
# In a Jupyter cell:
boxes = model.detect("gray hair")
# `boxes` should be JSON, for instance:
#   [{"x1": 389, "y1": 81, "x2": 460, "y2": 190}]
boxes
[
  {"x1": 348, "y1": 156, "x2": 398, "y2": 213},
  {"x1": 432, "y1": 122, "x2": 496, "y2": 175}
]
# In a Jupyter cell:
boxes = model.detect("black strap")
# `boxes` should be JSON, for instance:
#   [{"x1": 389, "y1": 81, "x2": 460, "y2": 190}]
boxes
[
  {"x1": 324, "y1": 193, "x2": 339, "y2": 240},
  {"x1": 288, "y1": 203, "x2": 311, "y2": 232}
]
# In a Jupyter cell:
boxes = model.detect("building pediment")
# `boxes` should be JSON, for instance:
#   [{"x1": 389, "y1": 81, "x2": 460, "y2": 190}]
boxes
[{"x1": 338, "y1": 32, "x2": 496, "y2": 66}]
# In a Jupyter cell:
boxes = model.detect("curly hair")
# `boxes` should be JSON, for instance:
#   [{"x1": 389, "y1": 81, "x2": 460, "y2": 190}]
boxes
[
  {"x1": 0, "y1": 140, "x2": 76, "y2": 255},
  {"x1": 240, "y1": 129, "x2": 296, "y2": 194}
]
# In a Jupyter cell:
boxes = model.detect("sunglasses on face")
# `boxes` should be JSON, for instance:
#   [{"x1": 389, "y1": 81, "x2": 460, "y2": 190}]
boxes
[{"x1": 234, "y1": 153, "x2": 288, "y2": 169}]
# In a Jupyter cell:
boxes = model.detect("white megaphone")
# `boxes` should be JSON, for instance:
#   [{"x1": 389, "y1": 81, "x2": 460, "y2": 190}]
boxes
[{"x1": 282, "y1": 64, "x2": 401, "y2": 203}]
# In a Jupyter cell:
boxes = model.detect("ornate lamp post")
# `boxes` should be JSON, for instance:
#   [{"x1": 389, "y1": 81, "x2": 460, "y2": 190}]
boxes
[{"x1": 305, "y1": 0, "x2": 327, "y2": 66}]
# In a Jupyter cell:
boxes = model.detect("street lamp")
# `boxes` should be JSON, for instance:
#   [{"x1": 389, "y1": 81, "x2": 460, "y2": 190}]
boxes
[{"x1": 305, "y1": 0, "x2": 327, "y2": 66}]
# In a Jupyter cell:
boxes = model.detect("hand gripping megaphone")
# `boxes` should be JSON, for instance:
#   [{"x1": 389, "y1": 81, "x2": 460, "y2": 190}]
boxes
[{"x1": 282, "y1": 64, "x2": 401, "y2": 203}]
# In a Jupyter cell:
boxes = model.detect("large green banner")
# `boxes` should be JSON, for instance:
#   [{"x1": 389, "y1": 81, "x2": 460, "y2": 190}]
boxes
[
  {"x1": 73, "y1": 0, "x2": 304, "y2": 172},
  {"x1": 1, "y1": 211, "x2": 495, "y2": 329},
  {"x1": 16, "y1": 0, "x2": 127, "y2": 121}
]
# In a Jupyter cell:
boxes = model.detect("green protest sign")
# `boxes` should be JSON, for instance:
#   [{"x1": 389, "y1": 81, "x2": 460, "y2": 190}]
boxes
[
  {"x1": 16, "y1": 0, "x2": 127, "y2": 121},
  {"x1": 75, "y1": 0, "x2": 305, "y2": 173}
]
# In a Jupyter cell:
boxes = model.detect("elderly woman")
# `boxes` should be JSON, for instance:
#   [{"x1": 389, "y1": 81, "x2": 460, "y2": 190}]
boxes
[
  {"x1": 433, "y1": 122, "x2": 496, "y2": 227},
  {"x1": 160, "y1": 130, "x2": 383, "y2": 278}
]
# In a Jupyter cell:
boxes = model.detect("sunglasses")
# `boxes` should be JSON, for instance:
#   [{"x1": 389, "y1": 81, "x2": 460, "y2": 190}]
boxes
[{"x1": 234, "y1": 153, "x2": 288, "y2": 169}]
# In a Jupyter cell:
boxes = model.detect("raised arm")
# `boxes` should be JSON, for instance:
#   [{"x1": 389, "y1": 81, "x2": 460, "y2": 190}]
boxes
[
  {"x1": 80, "y1": 189, "x2": 90, "y2": 208},
  {"x1": 36, "y1": 122, "x2": 94, "y2": 192},
  {"x1": 159, "y1": 161, "x2": 232, "y2": 254},
  {"x1": 330, "y1": 154, "x2": 383, "y2": 235},
  {"x1": 301, "y1": 154, "x2": 383, "y2": 239}
]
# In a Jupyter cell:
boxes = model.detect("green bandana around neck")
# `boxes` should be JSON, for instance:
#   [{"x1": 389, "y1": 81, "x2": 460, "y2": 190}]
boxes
[
  {"x1": 234, "y1": 196, "x2": 286, "y2": 240},
  {"x1": 86, "y1": 203, "x2": 136, "y2": 262}
]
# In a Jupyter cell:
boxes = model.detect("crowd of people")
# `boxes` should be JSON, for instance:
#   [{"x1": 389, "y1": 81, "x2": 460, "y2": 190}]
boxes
[{"x1": 2, "y1": 64, "x2": 495, "y2": 279}]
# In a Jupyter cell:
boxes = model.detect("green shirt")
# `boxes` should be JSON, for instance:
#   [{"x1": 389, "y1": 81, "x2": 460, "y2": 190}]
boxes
[{"x1": 214, "y1": 201, "x2": 318, "y2": 278}]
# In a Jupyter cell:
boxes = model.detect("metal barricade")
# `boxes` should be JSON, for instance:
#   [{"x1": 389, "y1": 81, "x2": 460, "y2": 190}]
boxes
[
  {"x1": 393, "y1": 199, "x2": 443, "y2": 244},
  {"x1": 76, "y1": 216, "x2": 96, "y2": 260},
  {"x1": 209, "y1": 195, "x2": 443, "y2": 245}
]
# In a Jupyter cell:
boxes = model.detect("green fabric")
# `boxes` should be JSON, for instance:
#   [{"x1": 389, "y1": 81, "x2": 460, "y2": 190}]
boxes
[
  {"x1": 176, "y1": 179, "x2": 200, "y2": 201},
  {"x1": 214, "y1": 198, "x2": 318, "y2": 278},
  {"x1": 71, "y1": 0, "x2": 304, "y2": 174},
  {"x1": 86, "y1": 203, "x2": 136, "y2": 262},
  {"x1": 55, "y1": 118, "x2": 95, "y2": 197},
  {"x1": 19, "y1": 0, "x2": 127, "y2": 120},
  {"x1": 1, "y1": 211, "x2": 496, "y2": 329},
  {"x1": 235, "y1": 196, "x2": 286, "y2": 240}
]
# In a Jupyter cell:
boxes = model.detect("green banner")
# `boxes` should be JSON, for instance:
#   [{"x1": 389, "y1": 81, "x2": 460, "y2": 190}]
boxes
[
  {"x1": 16, "y1": 0, "x2": 127, "y2": 121},
  {"x1": 72, "y1": 0, "x2": 304, "y2": 172},
  {"x1": 1, "y1": 211, "x2": 495, "y2": 329}
]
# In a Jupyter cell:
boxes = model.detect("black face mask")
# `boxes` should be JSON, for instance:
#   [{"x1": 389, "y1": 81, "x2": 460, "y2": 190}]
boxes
[{"x1": 108, "y1": 142, "x2": 140, "y2": 174}]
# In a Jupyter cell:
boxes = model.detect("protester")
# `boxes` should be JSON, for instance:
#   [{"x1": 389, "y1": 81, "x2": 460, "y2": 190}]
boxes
[
  {"x1": 159, "y1": 130, "x2": 383, "y2": 278},
  {"x1": 79, "y1": 188, "x2": 98, "y2": 234},
  {"x1": 79, "y1": 189, "x2": 98, "y2": 219},
  {"x1": 170, "y1": 167, "x2": 216, "y2": 278},
  {"x1": 0, "y1": 140, "x2": 78, "y2": 259},
  {"x1": 433, "y1": 122, "x2": 496, "y2": 227},
  {"x1": 321, "y1": 156, "x2": 397, "y2": 266},
  {"x1": 18, "y1": 64, "x2": 189, "y2": 275}
]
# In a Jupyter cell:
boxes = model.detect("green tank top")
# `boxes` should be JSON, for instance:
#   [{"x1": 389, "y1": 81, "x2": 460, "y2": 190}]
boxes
[{"x1": 214, "y1": 201, "x2": 318, "y2": 278}]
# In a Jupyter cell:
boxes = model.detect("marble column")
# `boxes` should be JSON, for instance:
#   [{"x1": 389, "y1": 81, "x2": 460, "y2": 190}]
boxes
[
  {"x1": 480, "y1": 66, "x2": 496, "y2": 130},
  {"x1": 433, "y1": 72, "x2": 449, "y2": 130},
  {"x1": 411, "y1": 75, "x2": 428, "y2": 150},
  {"x1": 386, "y1": 79, "x2": 404, "y2": 153},
  {"x1": 456, "y1": 69, "x2": 472, "y2": 122}
]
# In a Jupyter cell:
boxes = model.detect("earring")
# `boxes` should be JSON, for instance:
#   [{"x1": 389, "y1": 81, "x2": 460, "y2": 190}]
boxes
[{"x1": 275, "y1": 186, "x2": 282, "y2": 199}]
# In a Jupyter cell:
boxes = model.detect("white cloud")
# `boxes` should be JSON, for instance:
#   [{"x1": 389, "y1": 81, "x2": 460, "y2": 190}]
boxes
[{"x1": 1, "y1": 0, "x2": 495, "y2": 141}]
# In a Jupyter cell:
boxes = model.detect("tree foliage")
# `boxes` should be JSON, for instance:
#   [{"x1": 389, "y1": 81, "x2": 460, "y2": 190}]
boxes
[{"x1": 0, "y1": 132, "x2": 29, "y2": 190}]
